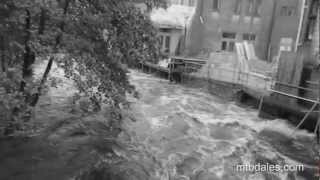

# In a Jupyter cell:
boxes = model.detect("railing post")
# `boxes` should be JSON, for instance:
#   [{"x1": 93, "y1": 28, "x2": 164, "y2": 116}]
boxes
[
  {"x1": 258, "y1": 95, "x2": 264, "y2": 116},
  {"x1": 317, "y1": 80, "x2": 320, "y2": 144}
]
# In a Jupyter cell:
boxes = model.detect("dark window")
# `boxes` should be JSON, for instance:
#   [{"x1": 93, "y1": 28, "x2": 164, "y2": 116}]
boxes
[
  {"x1": 165, "y1": 36, "x2": 170, "y2": 50},
  {"x1": 221, "y1": 41, "x2": 227, "y2": 50},
  {"x1": 213, "y1": 0, "x2": 220, "y2": 11},
  {"x1": 234, "y1": 0, "x2": 242, "y2": 15},
  {"x1": 243, "y1": 33, "x2": 256, "y2": 41},
  {"x1": 280, "y1": 6, "x2": 296, "y2": 16},
  {"x1": 160, "y1": 28, "x2": 171, "y2": 33},
  {"x1": 159, "y1": 36, "x2": 163, "y2": 46},
  {"x1": 287, "y1": 8, "x2": 295, "y2": 16},
  {"x1": 280, "y1": 7, "x2": 287, "y2": 16},
  {"x1": 229, "y1": 42, "x2": 235, "y2": 51},
  {"x1": 222, "y1": 32, "x2": 236, "y2": 39}
]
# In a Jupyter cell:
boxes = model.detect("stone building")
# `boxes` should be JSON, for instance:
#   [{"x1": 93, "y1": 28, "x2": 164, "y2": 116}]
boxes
[{"x1": 185, "y1": 0, "x2": 315, "y2": 62}]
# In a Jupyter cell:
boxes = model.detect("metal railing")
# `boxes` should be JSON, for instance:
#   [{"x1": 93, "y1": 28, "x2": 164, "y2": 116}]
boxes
[{"x1": 188, "y1": 64, "x2": 274, "y2": 92}]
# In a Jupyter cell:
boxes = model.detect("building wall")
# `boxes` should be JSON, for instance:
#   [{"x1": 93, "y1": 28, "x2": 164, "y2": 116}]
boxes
[
  {"x1": 185, "y1": 0, "x2": 307, "y2": 61},
  {"x1": 158, "y1": 28, "x2": 183, "y2": 56},
  {"x1": 269, "y1": 0, "x2": 305, "y2": 60}
]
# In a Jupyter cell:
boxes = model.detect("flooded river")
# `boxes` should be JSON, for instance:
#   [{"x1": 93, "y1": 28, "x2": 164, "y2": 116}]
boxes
[{"x1": 123, "y1": 70, "x2": 319, "y2": 180}]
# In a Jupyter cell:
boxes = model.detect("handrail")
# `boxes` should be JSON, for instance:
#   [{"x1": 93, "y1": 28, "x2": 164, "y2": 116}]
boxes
[
  {"x1": 270, "y1": 89, "x2": 320, "y2": 104},
  {"x1": 275, "y1": 81, "x2": 318, "y2": 92},
  {"x1": 306, "y1": 81, "x2": 320, "y2": 86},
  {"x1": 171, "y1": 56, "x2": 207, "y2": 64}
]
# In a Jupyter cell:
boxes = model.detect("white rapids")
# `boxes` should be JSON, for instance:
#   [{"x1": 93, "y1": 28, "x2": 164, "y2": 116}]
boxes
[{"x1": 122, "y1": 70, "x2": 319, "y2": 180}]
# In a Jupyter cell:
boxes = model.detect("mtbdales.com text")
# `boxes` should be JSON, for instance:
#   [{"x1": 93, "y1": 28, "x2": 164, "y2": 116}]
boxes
[{"x1": 235, "y1": 163, "x2": 304, "y2": 173}]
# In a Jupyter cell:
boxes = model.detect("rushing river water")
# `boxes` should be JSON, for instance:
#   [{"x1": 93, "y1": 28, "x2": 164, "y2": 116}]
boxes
[{"x1": 123, "y1": 70, "x2": 319, "y2": 180}]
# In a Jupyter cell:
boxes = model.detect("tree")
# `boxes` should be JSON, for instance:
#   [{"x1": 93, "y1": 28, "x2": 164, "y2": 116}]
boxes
[{"x1": 0, "y1": 0, "x2": 162, "y2": 136}]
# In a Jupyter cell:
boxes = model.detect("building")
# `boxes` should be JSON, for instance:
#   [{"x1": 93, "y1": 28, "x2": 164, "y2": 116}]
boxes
[
  {"x1": 151, "y1": 4, "x2": 196, "y2": 56},
  {"x1": 185, "y1": 0, "x2": 315, "y2": 62},
  {"x1": 157, "y1": 25, "x2": 184, "y2": 56}
]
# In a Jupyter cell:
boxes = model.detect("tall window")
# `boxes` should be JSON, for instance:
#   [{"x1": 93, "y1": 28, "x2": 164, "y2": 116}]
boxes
[
  {"x1": 253, "y1": 0, "x2": 261, "y2": 16},
  {"x1": 213, "y1": 0, "x2": 220, "y2": 11},
  {"x1": 245, "y1": 0, "x2": 261, "y2": 16},
  {"x1": 159, "y1": 35, "x2": 163, "y2": 46},
  {"x1": 165, "y1": 36, "x2": 170, "y2": 50},
  {"x1": 234, "y1": 0, "x2": 242, "y2": 15},
  {"x1": 246, "y1": 0, "x2": 254, "y2": 16}
]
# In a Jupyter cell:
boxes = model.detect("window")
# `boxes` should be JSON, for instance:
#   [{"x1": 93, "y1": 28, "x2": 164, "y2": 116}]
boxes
[
  {"x1": 253, "y1": 0, "x2": 261, "y2": 16},
  {"x1": 165, "y1": 36, "x2": 170, "y2": 50},
  {"x1": 246, "y1": 0, "x2": 254, "y2": 16},
  {"x1": 280, "y1": 6, "x2": 296, "y2": 16},
  {"x1": 222, "y1": 32, "x2": 236, "y2": 39},
  {"x1": 189, "y1": 0, "x2": 195, "y2": 6},
  {"x1": 229, "y1": 42, "x2": 235, "y2": 51},
  {"x1": 279, "y1": 37, "x2": 293, "y2": 52},
  {"x1": 221, "y1": 32, "x2": 236, "y2": 52},
  {"x1": 234, "y1": 0, "x2": 242, "y2": 15},
  {"x1": 159, "y1": 35, "x2": 163, "y2": 46},
  {"x1": 221, "y1": 41, "x2": 227, "y2": 50},
  {"x1": 160, "y1": 28, "x2": 170, "y2": 33},
  {"x1": 221, "y1": 41, "x2": 235, "y2": 52},
  {"x1": 243, "y1": 33, "x2": 256, "y2": 41},
  {"x1": 213, "y1": 0, "x2": 220, "y2": 11}
]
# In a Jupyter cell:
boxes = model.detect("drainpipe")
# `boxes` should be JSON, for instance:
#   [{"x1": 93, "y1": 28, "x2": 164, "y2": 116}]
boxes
[
  {"x1": 295, "y1": 0, "x2": 306, "y2": 52},
  {"x1": 267, "y1": 0, "x2": 277, "y2": 62}
]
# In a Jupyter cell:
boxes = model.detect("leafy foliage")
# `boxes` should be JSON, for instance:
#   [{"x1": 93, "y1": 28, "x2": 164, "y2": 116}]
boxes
[{"x1": 0, "y1": 0, "x2": 163, "y2": 136}]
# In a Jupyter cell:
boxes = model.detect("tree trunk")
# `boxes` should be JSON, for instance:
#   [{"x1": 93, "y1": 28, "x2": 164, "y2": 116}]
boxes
[
  {"x1": 0, "y1": 35, "x2": 5, "y2": 72},
  {"x1": 30, "y1": 56, "x2": 54, "y2": 107},
  {"x1": 20, "y1": 9, "x2": 35, "y2": 92},
  {"x1": 38, "y1": 8, "x2": 46, "y2": 35}
]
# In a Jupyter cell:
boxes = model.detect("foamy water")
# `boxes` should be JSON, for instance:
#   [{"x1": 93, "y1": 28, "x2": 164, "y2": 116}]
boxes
[{"x1": 124, "y1": 70, "x2": 319, "y2": 180}]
